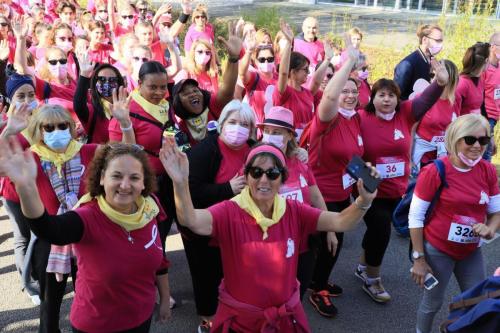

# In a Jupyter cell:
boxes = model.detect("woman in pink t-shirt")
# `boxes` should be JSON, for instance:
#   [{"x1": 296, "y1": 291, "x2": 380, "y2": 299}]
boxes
[
  {"x1": 183, "y1": 3, "x2": 214, "y2": 55},
  {"x1": 409, "y1": 114, "x2": 500, "y2": 333},
  {"x1": 49, "y1": 23, "x2": 79, "y2": 80},
  {"x1": 0, "y1": 15, "x2": 16, "y2": 63},
  {"x1": 456, "y1": 42, "x2": 490, "y2": 115},
  {"x1": 160, "y1": 140, "x2": 378, "y2": 333},
  {"x1": 87, "y1": 20, "x2": 113, "y2": 64}
]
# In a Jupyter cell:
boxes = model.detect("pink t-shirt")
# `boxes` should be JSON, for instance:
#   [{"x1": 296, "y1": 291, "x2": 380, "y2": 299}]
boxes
[
  {"x1": 482, "y1": 63, "x2": 500, "y2": 120},
  {"x1": 293, "y1": 38, "x2": 324, "y2": 68},
  {"x1": 416, "y1": 156, "x2": 499, "y2": 260},
  {"x1": 273, "y1": 85, "x2": 315, "y2": 137},
  {"x1": 183, "y1": 23, "x2": 214, "y2": 54},
  {"x1": 244, "y1": 71, "x2": 277, "y2": 124},
  {"x1": 359, "y1": 102, "x2": 415, "y2": 198},
  {"x1": 88, "y1": 43, "x2": 113, "y2": 64},
  {"x1": 215, "y1": 138, "x2": 249, "y2": 184},
  {"x1": 175, "y1": 70, "x2": 219, "y2": 96},
  {"x1": 207, "y1": 200, "x2": 321, "y2": 311},
  {"x1": 70, "y1": 199, "x2": 169, "y2": 332},
  {"x1": 309, "y1": 113, "x2": 364, "y2": 202},
  {"x1": 456, "y1": 75, "x2": 484, "y2": 115}
]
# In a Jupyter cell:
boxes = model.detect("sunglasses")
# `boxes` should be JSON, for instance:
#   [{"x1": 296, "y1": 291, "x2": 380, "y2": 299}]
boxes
[
  {"x1": 325, "y1": 73, "x2": 334, "y2": 79},
  {"x1": 42, "y1": 122, "x2": 69, "y2": 132},
  {"x1": 97, "y1": 76, "x2": 118, "y2": 83},
  {"x1": 257, "y1": 56, "x2": 274, "y2": 63},
  {"x1": 98, "y1": 10, "x2": 107, "y2": 13},
  {"x1": 47, "y1": 59, "x2": 68, "y2": 65},
  {"x1": 462, "y1": 136, "x2": 490, "y2": 146},
  {"x1": 196, "y1": 50, "x2": 211, "y2": 56},
  {"x1": 133, "y1": 56, "x2": 149, "y2": 62},
  {"x1": 247, "y1": 166, "x2": 282, "y2": 180},
  {"x1": 122, "y1": 15, "x2": 134, "y2": 19},
  {"x1": 57, "y1": 36, "x2": 73, "y2": 42},
  {"x1": 0, "y1": 22, "x2": 8, "y2": 27},
  {"x1": 195, "y1": 15, "x2": 206, "y2": 19}
]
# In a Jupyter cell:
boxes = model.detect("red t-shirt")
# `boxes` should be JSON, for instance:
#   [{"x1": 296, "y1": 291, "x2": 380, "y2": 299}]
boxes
[
  {"x1": 0, "y1": 133, "x2": 30, "y2": 201},
  {"x1": 273, "y1": 85, "x2": 315, "y2": 137},
  {"x1": 81, "y1": 103, "x2": 110, "y2": 144},
  {"x1": 359, "y1": 102, "x2": 415, "y2": 198},
  {"x1": 358, "y1": 80, "x2": 371, "y2": 110},
  {"x1": 108, "y1": 100, "x2": 166, "y2": 175},
  {"x1": 280, "y1": 156, "x2": 316, "y2": 206},
  {"x1": 151, "y1": 41, "x2": 168, "y2": 67},
  {"x1": 70, "y1": 200, "x2": 169, "y2": 332},
  {"x1": 456, "y1": 75, "x2": 484, "y2": 115},
  {"x1": 481, "y1": 63, "x2": 500, "y2": 120},
  {"x1": 175, "y1": 70, "x2": 219, "y2": 96},
  {"x1": 207, "y1": 200, "x2": 321, "y2": 310},
  {"x1": 215, "y1": 138, "x2": 249, "y2": 184},
  {"x1": 113, "y1": 24, "x2": 133, "y2": 39},
  {"x1": 88, "y1": 43, "x2": 113, "y2": 64},
  {"x1": 244, "y1": 71, "x2": 277, "y2": 124},
  {"x1": 309, "y1": 113, "x2": 363, "y2": 202},
  {"x1": 416, "y1": 157, "x2": 499, "y2": 260}
]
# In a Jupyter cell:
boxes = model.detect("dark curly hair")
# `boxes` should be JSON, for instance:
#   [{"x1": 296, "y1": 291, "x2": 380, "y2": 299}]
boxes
[{"x1": 86, "y1": 143, "x2": 158, "y2": 197}]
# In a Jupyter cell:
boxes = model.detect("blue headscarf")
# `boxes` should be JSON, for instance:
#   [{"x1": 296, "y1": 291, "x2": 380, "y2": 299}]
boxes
[{"x1": 6, "y1": 74, "x2": 35, "y2": 101}]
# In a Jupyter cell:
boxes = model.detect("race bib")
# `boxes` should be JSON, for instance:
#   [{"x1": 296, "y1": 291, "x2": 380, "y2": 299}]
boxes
[
  {"x1": 447, "y1": 215, "x2": 480, "y2": 244},
  {"x1": 279, "y1": 189, "x2": 304, "y2": 203},
  {"x1": 342, "y1": 173, "x2": 356, "y2": 190},
  {"x1": 494, "y1": 88, "x2": 500, "y2": 100},
  {"x1": 376, "y1": 157, "x2": 405, "y2": 179},
  {"x1": 431, "y1": 136, "x2": 447, "y2": 157}
]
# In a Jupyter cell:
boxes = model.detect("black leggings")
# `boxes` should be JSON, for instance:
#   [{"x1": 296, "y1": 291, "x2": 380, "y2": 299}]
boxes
[
  {"x1": 361, "y1": 197, "x2": 399, "y2": 267},
  {"x1": 72, "y1": 315, "x2": 152, "y2": 333},
  {"x1": 310, "y1": 199, "x2": 351, "y2": 291},
  {"x1": 296, "y1": 234, "x2": 319, "y2": 300}
]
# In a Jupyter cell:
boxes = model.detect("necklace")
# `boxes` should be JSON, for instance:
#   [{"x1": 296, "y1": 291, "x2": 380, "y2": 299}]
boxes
[{"x1": 123, "y1": 228, "x2": 134, "y2": 243}]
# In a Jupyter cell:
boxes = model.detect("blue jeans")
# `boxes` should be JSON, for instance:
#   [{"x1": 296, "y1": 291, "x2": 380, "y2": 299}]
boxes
[{"x1": 483, "y1": 118, "x2": 497, "y2": 161}]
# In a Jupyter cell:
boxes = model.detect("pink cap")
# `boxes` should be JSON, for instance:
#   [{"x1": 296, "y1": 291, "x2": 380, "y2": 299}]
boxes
[
  {"x1": 256, "y1": 106, "x2": 296, "y2": 135},
  {"x1": 245, "y1": 144, "x2": 286, "y2": 168}
]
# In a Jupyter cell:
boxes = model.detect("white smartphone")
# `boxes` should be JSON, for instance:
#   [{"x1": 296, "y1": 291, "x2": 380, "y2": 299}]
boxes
[{"x1": 423, "y1": 273, "x2": 439, "y2": 290}]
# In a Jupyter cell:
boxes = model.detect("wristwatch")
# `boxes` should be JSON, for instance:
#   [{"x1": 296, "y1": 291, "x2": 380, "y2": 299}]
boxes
[{"x1": 412, "y1": 251, "x2": 425, "y2": 260}]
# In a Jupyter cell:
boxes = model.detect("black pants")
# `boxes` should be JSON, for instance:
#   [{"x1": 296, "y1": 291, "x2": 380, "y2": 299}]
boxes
[
  {"x1": 361, "y1": 197, "x2": 399, "y2": 267},
  {"x1": 72, "y1": 315, "x2": 152, "y2": 333},
  {"x1": 310, "y1": 199, "x2": 351, "y2": 291},
  {"x1": 297, "y1": 235, "x2": 319, "y2": 300},
  {"x1": 182, "y1": 233, "x2": 222, "y2": 317}
]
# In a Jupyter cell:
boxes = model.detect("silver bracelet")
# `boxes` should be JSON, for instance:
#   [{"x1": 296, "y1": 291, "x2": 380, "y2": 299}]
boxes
[
  {"x1": 353, "y1": 198, "x2": 371, "y2": 211},
  {"x1": 120, "y1": 123, "x2": 133, "y2": 132}
]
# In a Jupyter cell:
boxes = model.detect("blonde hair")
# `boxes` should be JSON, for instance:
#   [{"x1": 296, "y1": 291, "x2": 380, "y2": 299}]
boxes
[
  {"x1": 186, "y1": 38, "x2": 218, "y2": 78},
  {"x1": 416, "y1": 24, "x2": 442, "y2": 44},
  {"x1": 255, "y1": 28, "x2": 272, "y2": 46},
  {"x1": 191, "y1": 4, "x2": 208, "y2": 23},
  {"x1": 49, "y1": 23, "x2": 74, "y2": 46},
  {"x1": 348, "y1": 27, "x2": 363, "y2": 40},
  {"x1": 445, "y1": 114, "x2": 490, "y2": 158},
  {"x1": 28, "y1": 104, "x2": 77, "y2": 144},
  {"x1": 38, "y1": 47, "x2": 69, "y2": 82},
  {"x1": 440, "y1": 59, "x2": 459, "y2": 105}
]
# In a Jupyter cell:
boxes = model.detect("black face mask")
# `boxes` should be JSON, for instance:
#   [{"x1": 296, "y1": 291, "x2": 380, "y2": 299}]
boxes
[{"x1": 95, "y1": 81, "x2": 118, "y2": 97}]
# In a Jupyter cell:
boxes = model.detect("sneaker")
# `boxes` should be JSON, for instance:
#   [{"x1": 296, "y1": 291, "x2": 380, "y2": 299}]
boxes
[
  {"x1": 169, "y1": 296, "x2": 176, "y2": 309},
  {"x1": 30, "y1": 294, "x2": 41, "y2": 306},
  {"x1": 325, "y1": 283, "x2": 343, "y2": 297},
  {"x1": 362, "y1": 279, "x2": 391, "y2": 303},
  {"x1": 198, "y1": 320, "x2": 212, "y2": 333},
  {"x1": 355, "y1": 267, "x2": 368, "y2": 282},
  {"x1": 309, "y1": 290, "x2": 338, "y2": 317}
]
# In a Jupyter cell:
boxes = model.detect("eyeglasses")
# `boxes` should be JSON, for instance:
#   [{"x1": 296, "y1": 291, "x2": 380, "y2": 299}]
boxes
[
  {"x1": 257, "y1": 56, "x2": 274, "y2": 63},
  {"x1": 196, "y1": 50, "x2": 211, "y2": 56},
  {"x1": 97, "y1": 10, "x2": 107, "y2": 13},
  {"x1": 97, "y1": 76, "x2": 118, "y2": 83},
  {"x1": 247, "y1": 166, "x2": 282, "y2": 180},
  {"x1": 47, "y1": 59, "x2": 68, "y2": 65},
  {"x1": 462, "y1": 136, "x2": 490, "y2": 146},
  {"x1": 195, "y1": 15, "x2": 206, "y2": 19},
  {"x1": 426, "y1": 35, "x2": 443, "y2": 43},
  {"x1": 42, "y1": 122, "x2": 69, "y2": 132},
  {"x1": 122, "y1": 15, "x2": 134, "y2": 19},
  {"x1": 133, "y1": 56, "x2": 149, "y2": 62},
  {"x1": 341, "y1": 89, "x2": 359, "y2": 95},
  {"x1": 325, "y1": 73, "x2": 334, "y2": 79},
  {"x1": 57, "y1": 36, "x2": 73, "y2": 42},
  {"x1": 0, "y1": 22, "x2": 9, "y2": 27}
]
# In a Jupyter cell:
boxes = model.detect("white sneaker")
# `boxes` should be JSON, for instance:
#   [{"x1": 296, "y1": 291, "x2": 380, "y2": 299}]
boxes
[
  {"x1": 363, "y1": 278, "x2": 391, "y2": 303},
  {"x1": 355, "y1": 267, "x2": 368, "y2": 282},
  {"x1": 30, "y1": 294, "x2": 41, "y2": 306},
  {"x1": 169, "y1": 295, "x2": 176, "y2": 309}
]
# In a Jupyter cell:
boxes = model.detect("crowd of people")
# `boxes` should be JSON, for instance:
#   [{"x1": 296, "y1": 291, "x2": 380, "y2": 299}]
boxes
[{"x1": 0, "y1": 0, "x2": 499, "y2": 332}]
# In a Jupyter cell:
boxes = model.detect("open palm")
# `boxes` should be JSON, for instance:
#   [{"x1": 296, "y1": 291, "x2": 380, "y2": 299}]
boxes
[
  {"x1": 0, "y1": 137, "x2": 37, "y2": 184},
  {"x1": 159, "y1": 137, "x2": 189, "y2": 184}
]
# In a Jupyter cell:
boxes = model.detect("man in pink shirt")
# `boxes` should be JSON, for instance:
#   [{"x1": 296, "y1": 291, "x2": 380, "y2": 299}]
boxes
[
  {"x1": 482, "y1": 32, "x2": 500, "y2": 161},
  {"x1": 293, "y1": 17, "x2": 324, "y2": 70}
]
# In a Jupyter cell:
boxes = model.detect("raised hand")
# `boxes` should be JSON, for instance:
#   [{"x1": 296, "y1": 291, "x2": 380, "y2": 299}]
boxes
[
  {"x1": 324, "y1": 40, "x2": 334, "y2": 61},
  {"x1": 432, "y1": 59, "x2": 449, "y2": 86},
  {"x1": 4, "y1": 103, "x2": 30, "y2": 136},
  {"x1": 78, "y1": 53, "x2": 95, "y2": 78},
  {"x1": 245, "y1": 30, "x2": 257, "y2": 52},
  {"x1": 11, "y1": 16, "x2": 29, "y2": 39},
  {"x1": 218, "y1": 21, "x2": 243, "y2": 59},
  {"x1": 157, "y1": 3, "x2": 173, "y2": 15},
  {"x1": 0, "y1": 136, "x2": 37, "y2": 185},
  {"x1": 280, "y1": 19, "x2": 294, "y2": 43},
  {"x1": 181, "y1": 0, "x2": 193, "y2": 15},
  {"x1": 0, "y1": 39, "x2": 9, "y2": 61},
  {"x1": 343, "y1": 33, "x2": 359, "y2": 62},
  {"x1": 159, "y1": 136, "x2": 189, "y2": 184},
  {"x1": 111, "y1": 87, "x2": 131, "y2": 126},
  {"x1": 159, "y1": 26, "x2": 174, "y2": 46},
  {"x1": 229, "y1": 174, "x2": 246, "y2": 195}
]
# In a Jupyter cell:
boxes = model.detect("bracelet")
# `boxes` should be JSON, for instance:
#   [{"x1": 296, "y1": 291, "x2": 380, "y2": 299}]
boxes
[
  {"x1": 179, "y1": 13, "x2": 190, "y2": 24},
  {"x1": 353, "y1": 198, "x2": 371, "y2": 211},
  {"x1": 120, "y1": 123, "x2": 133, "y2": 132}
]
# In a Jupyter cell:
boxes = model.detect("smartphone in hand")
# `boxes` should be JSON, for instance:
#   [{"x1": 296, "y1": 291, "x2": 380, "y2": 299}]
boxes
[{"x1": 346, "y1": 155, "x2": 381, "y2": 193}]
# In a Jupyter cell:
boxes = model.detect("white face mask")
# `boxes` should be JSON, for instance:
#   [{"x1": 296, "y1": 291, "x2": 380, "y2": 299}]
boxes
[
  {"x1": 429, "y1": 43, "x2": 443, "y2": 56},
  {"x1": 338, "y1": 108, "x2": 356, "y2": 119},
  {"x1": 48, "y1": 63, "x2": 68, "y2": 79},
  {"x1": 195, "y1": 53, "x2": 211, "y2": 66},
  {"x1": 43, "y1": 128, "x2": 72, "y2": 150},
  {"x1": 458, "y1": 152, "x2": 482, "y2": 168},
  {"x1": 375, "y1": 110, "x2": 396, "y2": 121},
  {"x1": 15, "y1": 100, "x2": 38, "y2": 111},
  {"x1": 223, "y1": 124, "x2": 250, "y2": 146},
  {"x1": 56, "y1": 41, "x2": 73, "y2": 53},
  {"x1": 262, "y1": 133, "x2": 285, "y2": 149},
  {"x1": 257, "y1": 62, "x2": 275, "y2": 73}
]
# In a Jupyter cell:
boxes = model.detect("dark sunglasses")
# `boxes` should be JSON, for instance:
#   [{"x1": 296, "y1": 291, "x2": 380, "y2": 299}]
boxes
[
  {"x1": 257, "y1": 56, "x2": 274, "y2": 63},
  {"x1": 462, "y1": 136, "x2": 490, "y2": 146},
  {"x1": 195, "y1": 15, "x2": 206, "y2": 19},
  {"x1": 47, "y1": 59, "x2": 68, "y2": 65},
  {"x1": 42, "y1": 122, "x2": 69, "y2": 132},
  {"x1": 247, "y1": 166, "x2": 282, "y2": 180},
  {"x1": 0, "y1": 22, "x2": 9, "y2": 27},
  {"x1": 325, "y1": 73, "x2": 334, "y2": 79},
  {"x1": 97, "y1": 76, "x2": 118, "y2": 83},
  {"x1": 122, "y1": 15, "x2": 134, "y2": 19},
  {"x1": 133, "y1": 56, "x2": 149, "y2": 62}
]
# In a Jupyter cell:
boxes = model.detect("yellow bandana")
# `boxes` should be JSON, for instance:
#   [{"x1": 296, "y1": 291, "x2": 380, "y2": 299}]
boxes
[
  {"x1": 185, "y1": 108, "x2": 209, "y2": 142},
  {"x1": 30, "y1": 140, "x2": 83, "y2": 177},
  {"x1": 130, "y1": 89, "x2": 169, "y2": 124},
  {"x1": 74, "y1": 194, "x2": 160, "y2": 232},
  {"x1": 231, "y1": 186, "x2": 286, "y2": 240},
  {"x1": 101, "y1": 99, "x2": 113, "y2": 120}
]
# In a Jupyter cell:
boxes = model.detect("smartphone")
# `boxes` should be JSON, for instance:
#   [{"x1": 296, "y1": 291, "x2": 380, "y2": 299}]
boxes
[
  {"x1": 423, "y1": 273, "x2": 439, "y2": 290},
  {"x1": 346, "y1": 155, "x2": 381, "y2": 193}
]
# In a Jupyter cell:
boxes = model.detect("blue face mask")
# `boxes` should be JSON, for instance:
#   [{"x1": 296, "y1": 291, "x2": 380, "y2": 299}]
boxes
[
  {"x1": 96, "y1": 81, "x2": 118, "y2": 98},
  {"x1": 15, "y1": 100, "x2": 38, "y2": 111},
  {"x1": 43, "y1": 128, "x2": 72, "y2": 150}
]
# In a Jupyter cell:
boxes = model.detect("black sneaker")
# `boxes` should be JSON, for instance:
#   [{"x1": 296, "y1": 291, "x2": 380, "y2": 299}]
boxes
[
  {"x1": 325, "y1": 283, "x2": 343, "y2": 297},
  {"x1": 198, "y1": 320, "x2": 212, "y2": 333},
  {"x1": 309, "y1": 290, "x2": 338, "y2": 317}
]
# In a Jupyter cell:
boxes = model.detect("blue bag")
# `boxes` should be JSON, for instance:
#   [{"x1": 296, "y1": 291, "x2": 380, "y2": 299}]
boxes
[
  {"x1": 440, "y1": 276, "x2": 500, "y2": 333},
  {"x1": 392, "y1": 159, "x2": 447, "y2": 238}
]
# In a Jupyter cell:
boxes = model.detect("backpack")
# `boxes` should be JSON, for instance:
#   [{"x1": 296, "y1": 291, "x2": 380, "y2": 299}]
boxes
[
  {"x1": 439, "y1": 276, "x2": 500, "y2": 333},
  {"x1": 392, "y1": 159, "x2": 447, "y2": 238}
]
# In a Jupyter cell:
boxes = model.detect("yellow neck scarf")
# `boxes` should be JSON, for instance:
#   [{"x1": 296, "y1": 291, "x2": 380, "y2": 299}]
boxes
[
  {"x1": 101, "y1": 99, "x2": 113, "y2": 120},
  {"x1": 231, "y1": 186, "x2": 286, "y2": 239},
  {"x1": 75, "y1": 194, "x2": 160, "y2": 232},
  {"x1": 31, "y1": 140, "x2": 83, "y2": 177},
  {"x1": 185, "y1": 108, "x2": 209, "y2": 142},
  {"x1": 130, "y1": 89, "x2": 169, "y2": 124}
]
